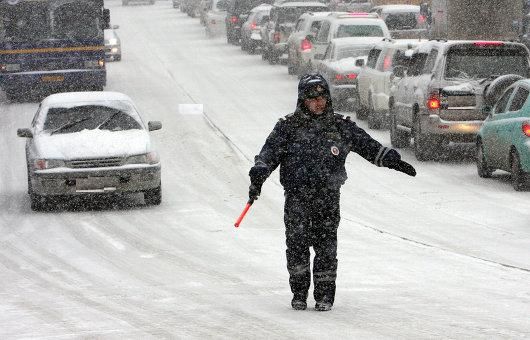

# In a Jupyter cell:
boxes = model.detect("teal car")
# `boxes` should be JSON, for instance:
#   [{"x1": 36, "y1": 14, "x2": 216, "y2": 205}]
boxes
[{"x1": 477, "y1": 79, "x2": 530, "y2": 191}]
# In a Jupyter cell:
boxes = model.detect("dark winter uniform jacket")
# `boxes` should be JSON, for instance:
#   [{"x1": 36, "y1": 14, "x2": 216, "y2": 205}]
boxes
[{"x1": 251, "y1": 106, "x2": 396, "y2": 191}]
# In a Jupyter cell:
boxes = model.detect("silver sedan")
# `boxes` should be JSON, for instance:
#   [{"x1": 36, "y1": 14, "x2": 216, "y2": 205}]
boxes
[{"x1": 17, "y1": 91, "x2": 162, "y2": 210}]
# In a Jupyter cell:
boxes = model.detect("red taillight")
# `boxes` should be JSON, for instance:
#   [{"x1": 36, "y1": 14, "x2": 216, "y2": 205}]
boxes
[
  {"x1": 335, "y1": 73, "x2": 357, "y2": 82},
  {"x1": 383, "y1": 55, "x2": 392, "y2": 71},
  {"x1": 417, "y1": 14, "x2": 426, "y2": 24},
  {"x1": 273, "y1": 32, "x2": 280, "y2": 44},
  {"x1": 35, "y1": 159, "x2": 47, "y2": 170},
  {"x1": 250, "y1": 22, "x2": 257, "y2": 30},
  {"x1": 301, "y1": 38, "x2": 312, "y2": 51},
  {"x1": 427, "y1": 96, "x2": 441, "y2": 110},
  {"x1": 523, "y1": 121, "x2": 530, "y2": 137},
  {"x1": 230, "y1": 16, "x2": 238, "y2": 24},
  {"x1": 474, "y1": 41, "x2": 504, "y2": 47}
]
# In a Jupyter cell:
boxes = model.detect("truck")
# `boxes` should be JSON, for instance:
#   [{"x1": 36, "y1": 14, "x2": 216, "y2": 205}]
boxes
[
  {"x1": 0, "y1": 0, "x2": 110, "y2": 101},
  {"x1": 428, "y1": 0, "x2": 524, "y2": 40}
]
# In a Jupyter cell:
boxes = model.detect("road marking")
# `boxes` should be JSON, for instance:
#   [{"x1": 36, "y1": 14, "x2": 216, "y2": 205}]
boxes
[
  {"x1": 81, "y1": 221, "x2": 125, "y2": 251},
  {"x1": 179, "y1": 104, "x2": 203, "y2": 115}
]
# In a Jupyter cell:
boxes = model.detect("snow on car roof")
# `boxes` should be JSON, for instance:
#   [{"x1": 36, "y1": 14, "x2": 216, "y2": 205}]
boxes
[
  {"x1": 373, "y1": 5, "x2": 420, "y2": 13},
  {"x1": 42, "y1": 91, "x2": 133, "y2": 107},
  {"x1": 275, "y1": 2, "x2": 328, "y2": 7},
  {"x1": 332, "y1": 36, "x2": 384, "y2": 47},
  {"x1": 251, "y1": 3, "x2": 272, "y2": 11}
]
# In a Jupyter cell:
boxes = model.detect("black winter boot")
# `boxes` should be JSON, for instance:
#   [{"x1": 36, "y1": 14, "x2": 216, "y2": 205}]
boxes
[{"x1": 291, "y1": 293, "x2": 307, "y2": 310}]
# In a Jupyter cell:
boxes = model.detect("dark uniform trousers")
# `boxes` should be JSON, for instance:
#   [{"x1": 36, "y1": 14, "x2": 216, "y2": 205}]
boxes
[{"x1": 284, "y1": 186, "x2": 340, "y2": 304}]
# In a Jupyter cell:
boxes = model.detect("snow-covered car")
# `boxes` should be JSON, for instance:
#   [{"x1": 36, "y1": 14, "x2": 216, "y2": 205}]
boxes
[
  {"x1": 369, "y1": 5, "x2": 428, "y2": 39},
  {"x1": 389, "y1": 40, "x2": 530, "y2": 161},
  {"x1": 240, "y1": 4, "x2": 272, "y2": 54},
  {"x1": 205, "y1": 0, "x2": 228, "y2": 37},
  {"x1": 104, "y1": 26, "x2": 121, "y2": 62},
  {"x1": 307, "y1": 12, "x2": 391, "y2": 73},
  {"x1": 477, "y1": 77, "x2": 530, "y2": 191},
  {"x1": 286, "y1": 11, "x2": 330, "y2": 76},
  {"x1": 314, "y1": 37, "x2": 379, "y2": 110},
  {"x1": 356, "y1": 38, "x2": 420, "y2": 129},
  {"x1": 17, "y1": 92, "x2": 162, "y2": 210}
]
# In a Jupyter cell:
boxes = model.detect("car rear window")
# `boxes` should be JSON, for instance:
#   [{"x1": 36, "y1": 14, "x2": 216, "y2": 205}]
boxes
[
  {"x1": 44, "y1": 103, "x2": 142, "y2": 134},
  {"x1": 336, "y1": 46, "x2": 371, "y2": 60},
  {"x1": 383, "y1": 12, "x2": 418, "y2": 30},
  {"x1": 335, "y1": 24, "x2": 384, "y2": 38},
  {"x1": 444, "y1": 47, "x2": 529, "y2": 80}
]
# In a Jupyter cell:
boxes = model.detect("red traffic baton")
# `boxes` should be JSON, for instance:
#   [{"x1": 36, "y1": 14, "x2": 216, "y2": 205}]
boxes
[{"x1": 234, "y1": 199, "x2": 254, "y2": 228}]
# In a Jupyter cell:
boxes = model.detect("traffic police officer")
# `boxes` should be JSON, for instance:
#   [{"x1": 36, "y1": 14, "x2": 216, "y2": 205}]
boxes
[{"x1": 248, "y1": 74, "x2": 416, "y2": 311}]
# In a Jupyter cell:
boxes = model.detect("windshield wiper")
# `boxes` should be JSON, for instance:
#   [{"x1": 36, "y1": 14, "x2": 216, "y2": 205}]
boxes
[
  {"x1": 96, "y1": 111, "x2": 121, "y2": 130},
  {"x1": 50, "y1": 117, "x2": 92, "y2": 135}
]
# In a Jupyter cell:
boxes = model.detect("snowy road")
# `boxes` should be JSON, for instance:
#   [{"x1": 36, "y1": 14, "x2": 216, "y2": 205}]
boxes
[{"x1": 1, "y1": 1, "x2": 530, "y2": 338}]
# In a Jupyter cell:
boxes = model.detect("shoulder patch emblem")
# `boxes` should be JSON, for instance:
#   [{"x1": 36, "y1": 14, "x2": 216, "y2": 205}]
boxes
[{"x1": 331, "y1": 146, "x2": 340, "y2": 156}]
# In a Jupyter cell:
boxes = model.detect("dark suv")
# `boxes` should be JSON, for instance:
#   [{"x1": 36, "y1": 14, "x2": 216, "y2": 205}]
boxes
[{"x1": 226, "y1": 0, "x2": 272, "y2": 44}]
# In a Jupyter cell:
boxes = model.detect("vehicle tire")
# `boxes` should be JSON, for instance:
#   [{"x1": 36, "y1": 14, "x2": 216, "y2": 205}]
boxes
[
  {"x1": 5, "y1": 90, "x2": 19, "y2": 102},
  {"x1": 115, "y1": 55, "x2": 122, "y2": 61},
  {"x1": 390, "y1": 104, "x2": 409, "y2": 148},
  {"x1": 268, "y1": 51, "x2": 279, "y2": 64},
  {"x1": 262, "y1": 47, "x2": 270, "y2": 61},
  {"x1": 144, "y1": 185, "x2": 162, "y2": 205},
  {"x1": 483, "y1": 74, "x2": 524, "y2": 106},
  {"x1": 476, "y1": 141, "x2": 493, "y2": 178},
  {"x1": 248, "y1": 43, "x2": 256, "y2": 55},
  {"x1": 511, "y1": 150, "x2": 528, "y2": 191},
  {"x1": 413, "y1": 117, "x2": 434, "y2": 161},
  {"x1": 30, "y1": 193, "x2": 47, "y2": 211},
  {"x1": 356, "y1": 105, "x2": 368, "y2": 120}
]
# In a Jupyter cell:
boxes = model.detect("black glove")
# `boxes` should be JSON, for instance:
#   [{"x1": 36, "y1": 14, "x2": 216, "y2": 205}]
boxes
[
  {"x1": 381, "y1": 149, "x2": 416, "y2": 177},
  {"x1": 249, "y1": 165, "x2": 269, "y2": 184},
  {"x1": 249, "y1": 183, "x2": 262, "y2": 202},
  {"x1": 385, "y1": 159, "x2": 417, "y2": 177}
]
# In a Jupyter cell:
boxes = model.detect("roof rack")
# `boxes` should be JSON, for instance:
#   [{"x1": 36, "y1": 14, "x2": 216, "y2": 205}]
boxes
[{"x1": 327, "y1": 12, "x2": 380, "y2": 19}]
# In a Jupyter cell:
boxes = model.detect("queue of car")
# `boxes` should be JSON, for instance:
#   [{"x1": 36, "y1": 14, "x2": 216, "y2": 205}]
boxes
[
  {"x1": 11, "y1": 0, "x2": 530, "y2": 214},
  {"x1": 189, "y1": 0, "x2": 530, "y2": 190}
]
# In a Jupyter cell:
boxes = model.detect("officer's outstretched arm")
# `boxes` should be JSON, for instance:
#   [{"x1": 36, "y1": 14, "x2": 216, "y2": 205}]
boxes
[{"x1": 348, "y1": 122, "x2": 416, "y2": 177}]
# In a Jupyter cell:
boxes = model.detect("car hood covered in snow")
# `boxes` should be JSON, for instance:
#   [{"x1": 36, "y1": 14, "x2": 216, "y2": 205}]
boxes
[{"x1": 34, "y1": 129, "x2": 151, "y2": 160}]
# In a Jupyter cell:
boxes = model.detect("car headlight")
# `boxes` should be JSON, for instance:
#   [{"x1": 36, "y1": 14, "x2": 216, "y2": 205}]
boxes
[
  {"x1": 85, "y1": 59, "x2": 105, "y2": 68},
  {"x1": 0, "y1": 63, "x2": 21, "y2": 72},
  {"x1": 108, "y1": 38, "x2": 118, "y2": 45},
  {"x1": 126, "y1": 152, "x2": 160, "y2": 165},
  {"x1": 34, "y1": 159, "x2": 66, "y2": 170}
]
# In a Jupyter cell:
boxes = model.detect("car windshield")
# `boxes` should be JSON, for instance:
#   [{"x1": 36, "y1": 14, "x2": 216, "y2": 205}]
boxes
[
  {"x1": 335, "y1": 47, "x2": 371, "y2": 60},
  {"x1": 43, "y1": 103, "x2": 142, "y2": 134},
  {"x1": 383, "y1": 12, "x2": 418, "y2": 30},
  {"x1": 335, "y1": 24, "x2": 385, "y2": 38},
  {"x1": 444, "y1": 47, "x2": 529, "y2": 79},
  {"x1": 278, "y1": 7, "x2": 326, "y2": 24}
]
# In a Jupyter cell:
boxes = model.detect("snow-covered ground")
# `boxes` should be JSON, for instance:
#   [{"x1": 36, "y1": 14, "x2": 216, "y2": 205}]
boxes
[{"x1": 0, "y1": 1, "x2": 529, "y2": 338}]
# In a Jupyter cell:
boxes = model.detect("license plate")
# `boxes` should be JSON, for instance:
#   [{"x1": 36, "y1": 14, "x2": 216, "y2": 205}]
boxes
[
  {"x1": 41, "y1": 75, "x2": 64, "y2": 82},
  {"x1": 76, "y1": 177, "x2": 119, "y2": 191}
]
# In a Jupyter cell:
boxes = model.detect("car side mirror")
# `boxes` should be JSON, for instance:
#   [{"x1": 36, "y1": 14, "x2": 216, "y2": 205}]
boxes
[
  {"x1": 355, "y1": 59, "x2": 365, "y2": 67},
  {"x1": 314, "y1": 54, "x2": 325, "y2": 60},
  {"x1": 17, "y1": 128, "x2": 33, "y2": 138},
  {"x1": 112, "y1": 25, "x2": 120, "y2": 29},
  {"x1": 148, "y1": 121, "x2": 162, "y2": 131}
]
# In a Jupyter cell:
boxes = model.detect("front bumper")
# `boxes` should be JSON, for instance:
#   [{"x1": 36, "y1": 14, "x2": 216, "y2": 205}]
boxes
[
  {"x1": 330, "y1": 84, "x2": 358, "y2": 100},
  {"x1": 105, "y1": 46, "x2": 121, "y2": 61},
  {"x1": 0, "y1": 69, "x2": 106, "y2": 91},
  {"x1": 420, "y1": 114, "x2": 483, "y2": 142},
  {"x1": 30, "y1": 164, "x2": 161, "y2": 196}
]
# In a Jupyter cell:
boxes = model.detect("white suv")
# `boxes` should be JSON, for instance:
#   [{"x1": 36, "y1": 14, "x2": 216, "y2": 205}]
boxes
[
  {"x1": 307, "y1": 12, "x2": 391, "y2": 73},
  {"x1": 356, "y1": 38, "x2": 420, "y2": 129}
]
